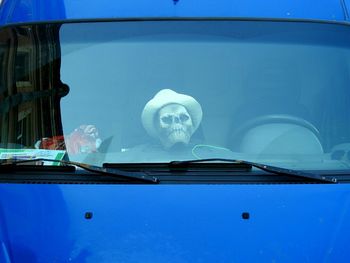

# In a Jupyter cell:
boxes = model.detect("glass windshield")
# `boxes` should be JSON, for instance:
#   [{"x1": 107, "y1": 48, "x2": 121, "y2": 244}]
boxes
[{"x1": 1, "y1": 20, "x2": 350, "y2": 170}]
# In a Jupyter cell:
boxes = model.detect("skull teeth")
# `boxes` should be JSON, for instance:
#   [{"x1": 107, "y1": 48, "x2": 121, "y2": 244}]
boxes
[{"x1": 171, "y1": 128, "x2": 185, "y2": 133}]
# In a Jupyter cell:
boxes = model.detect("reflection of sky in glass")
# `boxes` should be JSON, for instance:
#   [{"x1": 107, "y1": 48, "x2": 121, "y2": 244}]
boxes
[{"x1": 58, "y1": 22, "x2": 350, "y2": 168}]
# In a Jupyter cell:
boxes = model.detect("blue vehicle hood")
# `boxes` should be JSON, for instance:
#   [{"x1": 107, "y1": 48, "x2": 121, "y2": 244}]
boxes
[
  {"x1": 1, "y1": 0, "x2": 350, "y2": 25},
  {"x1": 1, "y1": 183, "x2": 350, "y2": 262}
]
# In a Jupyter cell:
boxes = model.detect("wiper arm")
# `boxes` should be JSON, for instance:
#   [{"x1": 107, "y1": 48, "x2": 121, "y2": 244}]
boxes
[
  {"x1": 170, "y1": 158, "x2": 337, "y2": 183},
  {"x1": 0, "y1": 158, "x2": 159, "y2": 184}
]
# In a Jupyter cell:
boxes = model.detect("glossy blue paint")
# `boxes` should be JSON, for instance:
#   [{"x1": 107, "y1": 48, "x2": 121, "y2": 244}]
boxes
[
  {"x1": 0, "y1": 183, "x2": 350, "y2": 262},
  {"x1": 0, "y1": 0, "x2": 349, "y2": 25}
]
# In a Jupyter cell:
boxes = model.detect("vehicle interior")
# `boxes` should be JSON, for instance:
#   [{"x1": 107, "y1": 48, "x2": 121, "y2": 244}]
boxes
[{"x1": 2, "y1": 20, "x2": 350, "y2": 168}]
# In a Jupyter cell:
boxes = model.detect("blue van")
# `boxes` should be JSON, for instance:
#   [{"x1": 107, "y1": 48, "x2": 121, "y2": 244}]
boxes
[{"x1": 1, "y1": 0, "x2": 350, "y2": 262}]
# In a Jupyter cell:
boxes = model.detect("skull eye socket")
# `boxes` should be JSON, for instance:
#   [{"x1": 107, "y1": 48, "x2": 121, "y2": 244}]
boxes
[
  {"x1": 180, "y1": 114, "x2": 189, "y2": 122},
  {"x1": 161, "y1": 116, "x2": 173, "y2": 124}
]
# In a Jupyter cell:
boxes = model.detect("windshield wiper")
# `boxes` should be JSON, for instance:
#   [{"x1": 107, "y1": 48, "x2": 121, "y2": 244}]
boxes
[
  {"x1": 169, "y1": 158, "x2": 337, "y2": 183},
  {"x1": 0, "y1": 158, "x2": 159, "y2": 184}
]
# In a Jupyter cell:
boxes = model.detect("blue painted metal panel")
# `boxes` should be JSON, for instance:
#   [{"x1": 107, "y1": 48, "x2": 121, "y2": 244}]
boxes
[
  {"x1": 0, "y1": 0, "x2": 347, "y2": 25},
  {"x1": 1, "y1": 183, "x2": 350, "y2": 262}
]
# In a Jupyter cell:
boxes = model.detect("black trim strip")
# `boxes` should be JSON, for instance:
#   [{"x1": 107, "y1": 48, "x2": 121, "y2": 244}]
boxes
[{"x1": 1, "y1": 17, "x2": 350, "y2": 30}]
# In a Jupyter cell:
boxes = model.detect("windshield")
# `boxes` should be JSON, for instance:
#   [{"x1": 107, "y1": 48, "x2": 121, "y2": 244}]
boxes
[{"x1": 1, "y1": 19, "x2": 350, "y2": 170}]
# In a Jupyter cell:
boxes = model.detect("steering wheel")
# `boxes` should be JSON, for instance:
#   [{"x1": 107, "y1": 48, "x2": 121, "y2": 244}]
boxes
[{"x1": 228, "y1": 114, "x2": 321, "y2": 151}]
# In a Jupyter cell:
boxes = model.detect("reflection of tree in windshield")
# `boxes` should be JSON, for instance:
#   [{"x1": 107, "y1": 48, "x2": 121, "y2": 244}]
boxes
[{"x1": 0, "y1": 24, "x2": 67, "y2": 150}]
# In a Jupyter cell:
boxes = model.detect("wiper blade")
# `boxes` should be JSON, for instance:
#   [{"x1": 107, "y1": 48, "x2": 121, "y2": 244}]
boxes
[
  {"x1": 0, "y1": 158, "x2": 159, "y2": 184},
  {"x1": 104, "y1": 161, "x2": 252, "y2": 172},
  {"x1": 169, "y1": 158, "x2": 337, "y2": 183}
]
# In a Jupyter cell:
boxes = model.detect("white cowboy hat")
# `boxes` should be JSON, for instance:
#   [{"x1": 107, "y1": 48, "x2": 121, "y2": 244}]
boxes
[{"x1": 141, "y1": 89, "x2": 203, "y2": 138}]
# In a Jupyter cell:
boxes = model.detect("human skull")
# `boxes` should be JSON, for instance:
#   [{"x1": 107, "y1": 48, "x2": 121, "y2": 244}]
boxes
[{"x1": 156, "y1": 103, "x2": 194, "y2": 149}]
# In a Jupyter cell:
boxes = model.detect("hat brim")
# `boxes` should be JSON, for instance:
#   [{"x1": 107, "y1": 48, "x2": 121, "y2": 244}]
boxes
[{"x1": 142, "y1": 89, "x2": 203, "y2": 139}]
